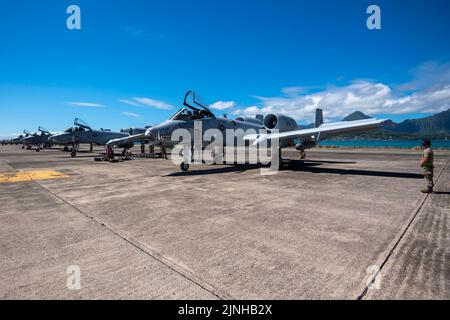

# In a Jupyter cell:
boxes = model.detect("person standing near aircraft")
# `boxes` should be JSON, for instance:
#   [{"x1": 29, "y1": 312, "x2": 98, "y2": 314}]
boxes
[
  {"x1": 421, "y1": 139, "x2": 434, "y2": 194},
  {"x1": 161, "y1": 146, "x2": 168, "y2": 159}
]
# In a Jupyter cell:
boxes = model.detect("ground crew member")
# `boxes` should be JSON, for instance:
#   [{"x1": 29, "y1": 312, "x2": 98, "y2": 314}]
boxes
[
  {"x1": 421, "y1": 139, "x2": 434, "y2": 194},
  {"x1": 123, "y1": 148, "x2": 132, "y2": 160},
  {"x1": 161, "y1": 146, "x2": 168, "y2": 159},
  {"x1": 104, "y1": 145, "x2": 114, "y2": 162}
]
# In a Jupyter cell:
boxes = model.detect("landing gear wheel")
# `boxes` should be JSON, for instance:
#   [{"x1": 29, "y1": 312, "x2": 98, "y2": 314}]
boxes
[
  {"x1": 71, "y1": 151, "x2": 76, "y2": 158},
  {"x1": 36, "y1": 149, "x2": 40, "y2": 152},
  {"x1": 180, "y1": 162, "x2": 190, "y2": 172}
]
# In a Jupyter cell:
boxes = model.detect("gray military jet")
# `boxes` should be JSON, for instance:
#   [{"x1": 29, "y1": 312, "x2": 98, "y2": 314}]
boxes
[
  {"x1": 9, "y1": 134, "x2": 24, "y2": 145},
  {"x1": 12, "y1": 130, "x2": 33, "y2": 148},
  {"x1": 110, "y1": 91, "x2": 387, "y2": 171},
  {"x1": 48, "y1": 118, "x2": 132, "y2": 157},
  {"x1": 21, "y1": 127, "x2": 55, "y2": 151}
]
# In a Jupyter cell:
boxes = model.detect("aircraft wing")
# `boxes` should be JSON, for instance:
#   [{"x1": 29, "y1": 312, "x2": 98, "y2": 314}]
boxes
[
  {"x1": 106, "y1": 133, "x2": 151, "y2": 147},
  {"x1": 245, "y1": 118, "x2": 387, "y2": 145}
]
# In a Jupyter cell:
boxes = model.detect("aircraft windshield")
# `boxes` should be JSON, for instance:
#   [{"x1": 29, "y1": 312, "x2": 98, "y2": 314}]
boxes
[
  {"x1": 183, "y1": 91, "x2": 215, "y2": 118},
  {"x1": 38, "y1": 126, "x2": 49, "y2": 134},
  {"x1": 64, "y1": 127, "x2": 85, "y2": 133},
  {"x1": 74, "y1": 118, "x2": 92, "y2": 130},
  {"x1": 169, "y1": 108, "x2": 214, "y2": 120}
]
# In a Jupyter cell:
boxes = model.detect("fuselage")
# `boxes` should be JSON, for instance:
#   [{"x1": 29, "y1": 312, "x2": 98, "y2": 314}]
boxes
[
  {"x1": 49, "y1": 129, "x2": 129, "y2": 146},
  {"x1": 22, "y1": 133, "x2": 51, "y2": 146},
  {"x1": 146, "y1": 115, "x2": 298, "y2": 149},
  {"x1": 146, "y1": 116, "x2": 266, "y2": 148}
]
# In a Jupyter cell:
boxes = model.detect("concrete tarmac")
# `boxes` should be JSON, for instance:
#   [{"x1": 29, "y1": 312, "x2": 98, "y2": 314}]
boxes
[{"x1": 0, "y1": 145, "x2": 448, "y2": 299}]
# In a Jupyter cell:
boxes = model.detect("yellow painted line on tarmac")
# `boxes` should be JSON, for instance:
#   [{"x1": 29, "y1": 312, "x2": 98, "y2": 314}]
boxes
[{"x1": 0, "y1": 170, "x2": 69, "y2": 183}]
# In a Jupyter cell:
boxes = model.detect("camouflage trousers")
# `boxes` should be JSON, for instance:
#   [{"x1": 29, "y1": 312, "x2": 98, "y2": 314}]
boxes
[{"x1": 423, "y1": 169, "x2": 434, "y2": 189}]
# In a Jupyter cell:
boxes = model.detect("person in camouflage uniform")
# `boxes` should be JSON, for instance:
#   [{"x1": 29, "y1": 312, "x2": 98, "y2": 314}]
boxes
[{"x1": 421, "y1": 139, "x2": 434, "y2": 194}]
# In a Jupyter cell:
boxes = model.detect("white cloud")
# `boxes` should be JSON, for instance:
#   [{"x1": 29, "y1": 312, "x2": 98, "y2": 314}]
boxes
[
  {"x1": 118, "y1": 97, "x2": 175, "y2": 110},
  {"x1": 131, "y1": 97, "x2": 174, "y2": 110},
  {"x1": 122, "y1": 112, "x2": 141, "y2": 118},
  {"x1": 67, "y1": 102, "x2": 105, "y2": 107},
  {"x1": 118, "y1": 99, "x2": 140, "y2": 107},
  {"x1": 281, "y1": 86, "x2": 307, "y2": 96},
  {"x1": 232, "y1": 106, "x2": 261, "y2": 116},
  {"x1": 233, "y1": 62, "x2": 450, "y2": 122},
  {"x1": 210, "y1": 100, "x2": 236, "y2": 110}
]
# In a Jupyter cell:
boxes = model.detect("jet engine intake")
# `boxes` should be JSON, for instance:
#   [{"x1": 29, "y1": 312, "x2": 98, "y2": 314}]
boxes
[{"x1": 263, "y1": 114, "x2": 297, "y2": 132}]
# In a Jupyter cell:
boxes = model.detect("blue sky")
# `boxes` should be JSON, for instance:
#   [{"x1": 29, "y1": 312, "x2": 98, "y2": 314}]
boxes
[{"x1": 1, "y1": 0, "x2": 450, "y2": 137}]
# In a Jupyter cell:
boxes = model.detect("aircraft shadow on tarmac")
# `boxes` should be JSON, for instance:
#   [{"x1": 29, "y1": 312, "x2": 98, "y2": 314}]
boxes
[
  {"x1": 56, "y1": 154, "x2": 98, "y2": 158},
  {"x1": 166, "y1": 159, "x2": 423, "y2": 179},
  {"x1": 285, "y1": 159, "x2": 424, "y2": 179},
  {"x1": 165, "y1": 164, "x2": 262, "y2": 176},
  {"x1": 432, "y1": 191, "x2": 450, "y2": 195}
]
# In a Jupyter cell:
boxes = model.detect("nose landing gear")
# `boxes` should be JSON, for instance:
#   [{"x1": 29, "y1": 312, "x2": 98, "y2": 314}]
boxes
[
  {"x1": 180, "y1": 162, "x2": 190, "y2": 172},
  {"x1": 70, "y1": 143, "x2": 79, "y2": 157}
]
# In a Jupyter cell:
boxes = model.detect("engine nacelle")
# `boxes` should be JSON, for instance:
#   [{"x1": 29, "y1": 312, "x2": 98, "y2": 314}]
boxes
[
  {"x1": 121, "y1": 127, "x2": 147, "y2": 135},
  {"x1": 235, "y1": 116, "x2": 263, "y2": 125},
  {"x1": 295, "y1": 141, "x2": 317, "y2": 151},
  {"x1": 121, "y1": 128, "x2": 133, "y2": 134},
  {"x1": 263, "y1": 114, "x2": 297, "y2": 132}
]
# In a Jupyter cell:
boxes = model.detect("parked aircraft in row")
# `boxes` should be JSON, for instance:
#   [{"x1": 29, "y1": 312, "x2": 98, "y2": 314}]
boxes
[
  {"x1": 2, "y1": 91, "x2": 386, "y2": 170},
  {"x1": 108, "y1": 91, "x2": 387, "y2": 171}
]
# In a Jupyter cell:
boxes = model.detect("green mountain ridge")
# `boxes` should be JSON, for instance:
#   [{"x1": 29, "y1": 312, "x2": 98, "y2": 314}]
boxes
[{"x1": 336, "y1": 109, "x2": 450, "y2": 139}]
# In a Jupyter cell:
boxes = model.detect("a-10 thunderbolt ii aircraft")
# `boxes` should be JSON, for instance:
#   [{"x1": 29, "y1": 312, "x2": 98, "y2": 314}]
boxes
[
  {"x1": 21, "y1": 127, "x2": 56, "y2": 151},
  {"x1": 109, "y1": 91, "x2": 387, "y2": 171},
  {"x1": 48, "y1": 118, "x2": 134, "y2": 157},
  {"x1": 7, "y1": 131, "x2": 31, "y2": 146}
]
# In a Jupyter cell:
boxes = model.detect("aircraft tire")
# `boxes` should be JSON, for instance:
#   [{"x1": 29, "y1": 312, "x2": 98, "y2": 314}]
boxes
[
  {"x1": 71, "y1": 151, "x2": 76, "y2": 158},
  {"x1": 180, "y1": 162, "x2": 190, "y2": 172}
]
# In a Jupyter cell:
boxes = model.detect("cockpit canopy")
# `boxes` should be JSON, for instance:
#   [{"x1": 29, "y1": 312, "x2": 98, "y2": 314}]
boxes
[
  {"x1": 74, "y1": 118, "x2": 92, "y2": 130},
  {"x1": 169, "y1": 108, "x2": 213, "y2": 120},
  {"x1": 64, "y1": 127, "x2": 86, "y2": 133},
  {"x1": 38, "y1": 126, "x2": 50, "y2": 134},
  {"x1": 169, "y1": 91, "x2": 216, "y2": 120},
  {"x1": 63, "y1": 118, "x2": 91, "y2": 133}
]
